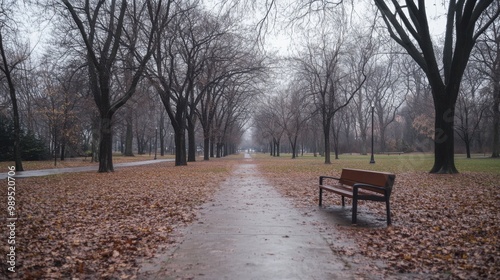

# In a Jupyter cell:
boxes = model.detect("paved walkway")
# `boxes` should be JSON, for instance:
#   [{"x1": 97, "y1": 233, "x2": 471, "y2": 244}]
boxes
[
  {"x1": 0, "y1": 159, "x2": 173, "y2": 179},
  {"x1": 139, "y1": 154, "x2": 357, "y2": 280}
]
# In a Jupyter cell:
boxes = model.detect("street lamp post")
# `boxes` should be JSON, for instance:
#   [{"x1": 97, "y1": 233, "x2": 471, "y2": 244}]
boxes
[
  {"x1": 370, "y1": 104, "x2": 375, "y2": 164},
  {"x1": 154, "y1": 127, "x2": 158, "y2": 160}
]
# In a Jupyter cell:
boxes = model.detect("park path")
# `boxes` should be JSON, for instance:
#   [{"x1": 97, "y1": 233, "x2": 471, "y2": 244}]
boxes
[
  {"x1": 0, "y1": 159, "x2": 174, "y2": 179},
  {"x1": 139, "y1": 154, "x2": 356, "y2": 280}
]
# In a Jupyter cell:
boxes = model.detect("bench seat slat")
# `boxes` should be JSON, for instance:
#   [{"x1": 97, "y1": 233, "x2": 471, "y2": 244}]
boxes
[
  {"x1": 320, "y1": 184, "x2": 383, "y2": 198},
  {"x1": 319, "y1": 185, "x2": 353, "y2": 197}
]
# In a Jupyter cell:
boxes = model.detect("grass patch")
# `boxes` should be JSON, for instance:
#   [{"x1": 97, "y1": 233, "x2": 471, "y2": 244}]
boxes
[
  {"x1": 1, "y1": 154, "x2": 176, "y2": 171},
  {"x1": 257, "y1": 152, "x2": 500, "y2": 174}
]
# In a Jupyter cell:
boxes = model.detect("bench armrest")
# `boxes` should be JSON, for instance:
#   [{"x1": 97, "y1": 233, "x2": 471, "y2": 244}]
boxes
[
  {"x1": 353, "y1": 183, "x2": 389, "y2": 196},
  {"x1": 319, "y1": 176, "x2": 340, "y2": 185}
]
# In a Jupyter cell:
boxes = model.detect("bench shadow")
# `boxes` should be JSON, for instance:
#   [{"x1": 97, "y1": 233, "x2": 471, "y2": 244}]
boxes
[{"x1": 318, "y1": 205, "x2": 389, "y2": 229}]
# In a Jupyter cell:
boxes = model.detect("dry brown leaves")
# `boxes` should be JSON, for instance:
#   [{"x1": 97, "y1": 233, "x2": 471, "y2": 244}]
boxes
[
  {"x1": 0, "y1": 159, "x2": 233, "y2": 279},
  {"x1": 257, "y1": 158, "x2": 500, "y2": 279}
]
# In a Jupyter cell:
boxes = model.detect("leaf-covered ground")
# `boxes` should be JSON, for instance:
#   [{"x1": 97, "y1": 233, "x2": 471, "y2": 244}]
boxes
[
  {"x1": 2, "y1": 153, "x2": 499, "y2": 279},
  {"x1": 256, "y1": 154, "x2": 500, "y2": 279},
  {"x1": 1, "y1": 158, "x2": 234, "y2": 279}
]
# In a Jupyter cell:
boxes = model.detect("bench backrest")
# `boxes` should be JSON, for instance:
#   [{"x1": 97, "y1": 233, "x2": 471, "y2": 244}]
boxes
[{"x1": 339, "y1": 168, "x2": 396, "y2": 195}]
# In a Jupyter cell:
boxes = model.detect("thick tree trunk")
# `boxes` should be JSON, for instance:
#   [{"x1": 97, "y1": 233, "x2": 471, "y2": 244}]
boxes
[
  {"x1": 174, "y1": 128, "x2": 187, "y2": 166},
  {"x1": 98, "y1": 117, "x2": 114, "y2": 172},
  {"x1": 274, "y1": 138, "x2": 280, "y2": 157},
  {"x1": 203, "y1": 137, "x2": 210, "y2": 160},
  {"x1": 430, "y1": 101, "x2": 458, "y2": 174}
]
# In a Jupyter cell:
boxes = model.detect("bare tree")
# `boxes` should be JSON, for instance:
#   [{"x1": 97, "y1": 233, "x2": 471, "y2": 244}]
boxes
[
  {"x1": 60, "y1": 0, "x2": 164, "y2": 172},
  {"x1": 455, "y1": 63, "x2": 489, "y2": 158},
  {"x1": 196, "y1": 25, "x2": 265, "y2": 160},
  {"x1": 275, "y1": 81, "x2": 313, "y2": 159},
  {"x1": 254, "y1": 94, "x2": 284, "y2": 156},
  {"x1": 0, "y1": 0, "x2": 29, "y2": 171},
  {"x1": 37, "y1": 58, "x2": 86, "y2": 163},
  {"x1": 295, "y1": 28, "x2": 368, "y2": 163},
  {"x1": 369, "y1": 53, "x2": 407, "y2": 153},
  {"x1": 150, "y1": 3, "x2": 205, "y2": 166},
  {"x1": 473, "y1": 4, "x2": 500, "y2": 158},
  {"x1": 374, "y1": 0, "x2": 500, "y2": 173}
]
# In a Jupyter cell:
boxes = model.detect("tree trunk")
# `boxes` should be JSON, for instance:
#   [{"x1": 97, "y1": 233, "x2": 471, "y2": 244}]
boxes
[
  {"x1": 323, "y1": 118, "x2": 332, "y2": 164},
  {"x1": 210, "y1": 135, "x2": 215, "y2": 158},
  {"x1": 187, "y1": 117, "x2": 196, "y2": 162},
  {"x1": 289, "y1": 134, "x2": 298, "y2": 159},
  {"x1": 274, "y1": 138, "x2": 280, "y2": 157},
  {"x1": 98, "y1": 117, "x2": 114, "y2": 172},
  {"x1": 430, "y1": 100, "x2": 458, "y2": 174},
  {"x1": 379, "y1": 126, "x2": 386, "y2": 153},
  {"x1": 332, "y1": 118, "x2": 340, "y2": 160},
  {"x1": 0, "y1": 32, "x2": 23, "y2": 171},
  {"x1": 174, "y1": 128, "x2": 187, "y2": 166},
  {"x1": 160, "y1": 128, "x2": 165, "y2": 157},
  {"x1": 159, "y1": 112, "x2": 165, "y2": 156},
  {"x1": 492, "y1": 80, "x2": 500, "y2": 158},
  {"x1": 203, "y1": 137, "x2": 210, "y2": 160},
  {"x1": 60, "y1": 141, "x2": 66, "y2": 161},
  {"x1": 124, "y1": 116, "x2": 134, "y2": 156},
  {"x1": 333, "y1": 134, "x2": 339, "y2": 160},
  {"x1": 9, "y1": 79, "x2": 23, "y2": 172},
  {"x1": 465, "y1": 136, "x2": 471, "y2": 159},
  {"x1": 91, "y1": 114, "x2": 99, "y2": 163},
  {"x1": 216, "y1": 142, "x2": 222, "y2": 158}
]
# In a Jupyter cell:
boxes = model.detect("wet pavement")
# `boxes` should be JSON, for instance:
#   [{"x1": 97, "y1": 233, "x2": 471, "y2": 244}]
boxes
[
  {"x1": 0, "y1": 159, "x2": 174, "y2": 179},
  {"x1": 138, "y1": 154, "x2": 360, "y2": 280}
]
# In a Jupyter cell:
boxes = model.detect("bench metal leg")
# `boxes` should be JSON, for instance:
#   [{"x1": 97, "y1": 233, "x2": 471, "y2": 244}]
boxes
[
  {"x1": 319, "y1": 188, "x2": 323, "y2": 206},
  {"x1": 352, "y1": 197, "x2": 357, "y2": 224},
  {"x1": 386, "y1": 199, "x2": 391, "y2": 225},
  {"x1": 341, "y1": 196, "x2": 345, "y2": 207}
]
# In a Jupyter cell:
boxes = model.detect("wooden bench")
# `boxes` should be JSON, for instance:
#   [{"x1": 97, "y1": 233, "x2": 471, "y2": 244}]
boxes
[{"x1": 319, "y1": 168, "x2": 396, "y2": 225}]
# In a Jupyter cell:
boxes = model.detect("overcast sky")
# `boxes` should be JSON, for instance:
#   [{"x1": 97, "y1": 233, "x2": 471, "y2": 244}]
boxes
[{"x1": 21, "y1": 1, "x2": 449, "y2": 61}]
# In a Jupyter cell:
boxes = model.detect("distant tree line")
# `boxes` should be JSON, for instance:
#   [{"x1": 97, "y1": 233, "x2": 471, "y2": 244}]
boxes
[
  {"x1": 1, "y1": 1, "x2": 499, "y2": 174},
  {"x1": 0, "y1": 0, "x2": 266, "y2": 171}
]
